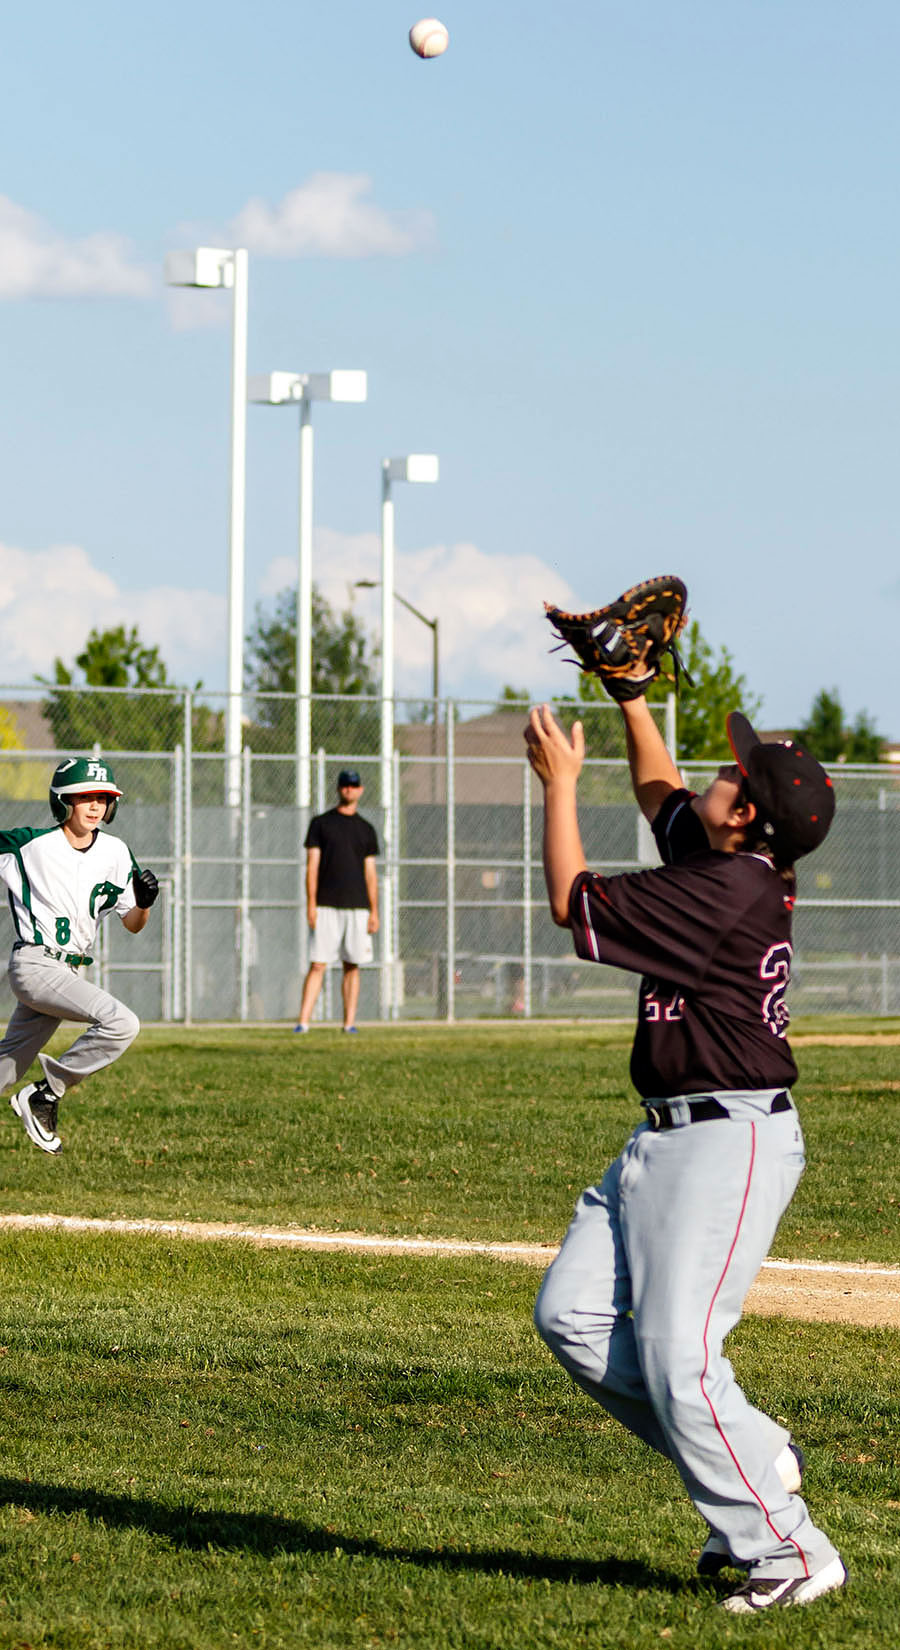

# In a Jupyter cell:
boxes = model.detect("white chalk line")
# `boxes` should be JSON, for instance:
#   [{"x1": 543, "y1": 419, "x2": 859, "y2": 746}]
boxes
[{"x1": 0, "y1": 1213, "x2": 896, "y2": 1280}]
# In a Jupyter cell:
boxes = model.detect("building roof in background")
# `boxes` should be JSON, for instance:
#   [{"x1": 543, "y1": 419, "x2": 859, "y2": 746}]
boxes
[{"x1": 396, "y1": 711, "x2": 528, "y2": 804}]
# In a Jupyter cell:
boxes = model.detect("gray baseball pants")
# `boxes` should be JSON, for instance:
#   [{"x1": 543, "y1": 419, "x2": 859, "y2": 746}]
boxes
[
  {"x1": 0, "y1": 945, "x2": 139, "y2": 1097},
  {"x1": 534, "y1": 1092, "x2": 840, "y2": 1581}
]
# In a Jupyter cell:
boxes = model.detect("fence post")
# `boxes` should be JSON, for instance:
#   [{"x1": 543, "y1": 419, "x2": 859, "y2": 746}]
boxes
[
  {"x1": 239, "y1": 745, "x2": 252, "y2": 1021},
  {"x1": 522, "y1": 759, "x2": 532, "y2": 1019},
  {"x1": 391, "y1": 745, "x2": 401, "y2": 1020},
  {"x1": 315, "y1": 746, "x2": 332, "y2": 1023},
  {"x1": 171, "y1": 741, "x2": 184, "y2": 1021},
  {"x1": 446, "y1": 700, "x2": 455, "y2": 1023},
  {"x1": 879, "y1": 787, "x2": 888, "y2": 1014},
  {"x1": 665, "y1": 692, "x2": 677, "y2": 763},
  {"x1": 183, "y1": 688, "x2": 193, "y2": 1027},
  {"x1": 380, "y1": 716, "x2": 394, "y2": 1024}
]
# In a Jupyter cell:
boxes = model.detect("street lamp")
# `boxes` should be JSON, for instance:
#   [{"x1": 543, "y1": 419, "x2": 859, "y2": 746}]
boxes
[
  {"x1": 164, "y1": 246, "x2": 248, "y2": 808},
  {"x1": 248, "y1": 370, "x2": 368, "y2": 809},
  {"x1": 353, "y1": 581, "x2": 439, "y2": 723}
]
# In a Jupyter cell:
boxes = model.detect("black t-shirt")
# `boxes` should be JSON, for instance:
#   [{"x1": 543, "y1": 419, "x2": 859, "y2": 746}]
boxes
[
  {"x1": 568, "y1": 789, "x2": 798, "y2": 1098},
  {"x1": 304, "y1": 809, "x2": 379, "y2": 909}
]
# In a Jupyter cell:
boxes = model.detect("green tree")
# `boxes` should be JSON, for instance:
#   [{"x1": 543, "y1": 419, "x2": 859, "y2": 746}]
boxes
[
  {"x1": 846, "y1": 710, "x2": 885, "y2": 764},
  {"x1": 243, "y1": 586, "x2": 380, "y2": 785},
  {"x1": 494, "y1": 684, "x2": 531, "y2": 711},
  {"x1": 577, "y1": 620, "x2": 762, "y2": 761},
  {"x1": 245, "y1": 586, "x2": 379, "y2": 700},
  {"x1": 38, "y1": 624, "x2": 224, "y2": 805},
  {"x1": 39, "y1": 625, "x2": 185, "y2": 754},
  {"x1": 795, "y1": 688, "x2": 885, "y2": 764}
]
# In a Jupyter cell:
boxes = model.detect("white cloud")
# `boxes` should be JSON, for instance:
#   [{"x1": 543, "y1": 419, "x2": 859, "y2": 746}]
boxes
[
  {"x1": 229, "y1": 172, "x2": 435, "y2": 259},
  {"x1": 255, "y1": 531, "x2": 582, "y2": 705},
  {"x1": 0, "y1": 197, "x2": 152, "y2": 299},
  {"x1": 0, "y1": 542, "x2": 224, "y2": 687},
  {"x1": 0, "y1": 533, "x2": 578, "y2": 710}
]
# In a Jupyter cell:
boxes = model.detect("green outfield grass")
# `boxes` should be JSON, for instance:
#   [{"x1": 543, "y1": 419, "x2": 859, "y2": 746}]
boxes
[
  {"x1": 0, "y1": 1233, "x2": 896, "y2": 1649},
  {"x1": 0, "y1": 1025, "x2": 897, "y2": 1263},
  {"x1": 0, "y1": 1024, "x2": 898, "y2": 1647}
]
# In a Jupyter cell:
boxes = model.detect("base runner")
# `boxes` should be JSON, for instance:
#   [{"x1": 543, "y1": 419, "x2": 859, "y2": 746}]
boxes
[
  {"x1": 525, "y1": 682, "x2": 847, "y2": 1613},
  {"x1": 0, "y1": 756, "x2": 159, "y2": 1155}
]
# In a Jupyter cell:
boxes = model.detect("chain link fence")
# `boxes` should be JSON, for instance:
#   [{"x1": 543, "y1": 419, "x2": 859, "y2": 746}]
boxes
[{"x1": 0, "y1": 684, "x2": 897, "y2": 1023}]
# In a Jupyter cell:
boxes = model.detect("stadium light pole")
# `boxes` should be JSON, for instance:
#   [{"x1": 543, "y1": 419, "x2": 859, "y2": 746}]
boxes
[
  {"x1": 164, "y1": 246, "x2": 249, "y2": 808},
  {"x1": 248, "y1": 371, "x2": 368, "y2": 809},
  {"x1": 378, "y1": 456, "x2": 439, "y2": 812},
  {"x1": 355, "y1": 452, "x2": 438, "y2": 1021}
]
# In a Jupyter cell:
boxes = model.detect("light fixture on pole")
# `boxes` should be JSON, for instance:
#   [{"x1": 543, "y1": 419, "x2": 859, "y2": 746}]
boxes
[
  {"x1": 248, "y1": 370, "x2": 368, "y2": 810},
  {"x1": 164, "y1": 246, "x2": 249, "y2": 809}
]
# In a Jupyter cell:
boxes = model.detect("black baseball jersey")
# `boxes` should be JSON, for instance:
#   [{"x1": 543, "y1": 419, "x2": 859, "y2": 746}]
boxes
[
  {"x1": 568, "y1": 789, "x2": 798, "y2": 1098},
  {"x1": 304, "y1": 809, "x2": 379, "y2": 909}
]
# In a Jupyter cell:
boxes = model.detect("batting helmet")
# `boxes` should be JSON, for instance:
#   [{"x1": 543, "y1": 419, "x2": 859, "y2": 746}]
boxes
[{"x1": 49, "y1": 756, "x2": 123, "y2": 825}]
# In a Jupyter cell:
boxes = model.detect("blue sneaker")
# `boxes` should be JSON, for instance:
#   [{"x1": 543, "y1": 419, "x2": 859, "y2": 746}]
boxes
[
  {"x1": 343, "y1": 1025, "x2": 359, "y2": 1034},
  {"x1": 292, "y1": 1024, "x2": 310, "y2": 1034}
]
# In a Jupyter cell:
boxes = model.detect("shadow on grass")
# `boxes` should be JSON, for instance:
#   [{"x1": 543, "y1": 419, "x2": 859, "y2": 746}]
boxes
[{"x1": 0, "y1": 1475, "x2": 685, "y2": 1593}]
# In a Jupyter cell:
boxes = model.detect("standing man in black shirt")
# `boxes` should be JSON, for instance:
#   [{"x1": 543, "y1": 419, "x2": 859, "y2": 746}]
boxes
[
  {"x1": 294, "y1": 770, "x2": 379, "y2": 1035},
  {"x1": 525, "y1": 687, "x2": 847, "y2": 1613}
]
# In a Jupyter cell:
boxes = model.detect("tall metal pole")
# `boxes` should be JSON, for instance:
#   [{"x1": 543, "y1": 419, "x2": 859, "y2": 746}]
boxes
[
  {"x1": 225, "y1": 248, "x2": 249, "y2": 809},
  {"x1": 380, "y1": 463, "x2": 396, "y2": 1020},
  {"x1": 430, "y1": 615, "x2": 439, "y2": 802},
  {"x1": 665, "y1": 691, "x2": 678, "y2": 766},
  {"x1": 296, "y1": 396, "x2": 314, "y2": 808},
  {"x1": 380, "y1": 464, "x2": 396, "y2": 813}
]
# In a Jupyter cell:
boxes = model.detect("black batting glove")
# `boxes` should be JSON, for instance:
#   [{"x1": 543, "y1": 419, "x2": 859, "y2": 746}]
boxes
[{"x1": 133, "y1": 868, "x2": 159, "y2": 909}]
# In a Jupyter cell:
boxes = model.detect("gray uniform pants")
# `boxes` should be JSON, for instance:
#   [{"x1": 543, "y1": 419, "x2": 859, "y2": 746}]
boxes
[
  {"x1": 0, "y1": 945, "x2": 140, "y2": 1098},
  {"x1": 534, "y1": 1093, "x2": 840, "y2": 1581}
]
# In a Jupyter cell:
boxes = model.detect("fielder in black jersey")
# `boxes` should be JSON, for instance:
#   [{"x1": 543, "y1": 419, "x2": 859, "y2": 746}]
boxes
[{"x1": 526, "y1": 693, "x2": 847, "y2": 1613}]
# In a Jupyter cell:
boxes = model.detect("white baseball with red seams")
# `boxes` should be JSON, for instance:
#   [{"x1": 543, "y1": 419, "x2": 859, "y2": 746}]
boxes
[{"x1": 409, "y1": 18, "x2": 449, "y2": 58}]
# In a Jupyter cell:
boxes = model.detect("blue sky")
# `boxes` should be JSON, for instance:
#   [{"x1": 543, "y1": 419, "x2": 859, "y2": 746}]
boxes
[{"x1": 1, "y1": 1, "x2": 898, "y2": 730}]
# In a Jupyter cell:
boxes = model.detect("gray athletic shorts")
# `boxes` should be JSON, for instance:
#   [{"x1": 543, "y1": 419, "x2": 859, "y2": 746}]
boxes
[{"x1": 310, "y1": 907, "x2": 373, "y2": 966}]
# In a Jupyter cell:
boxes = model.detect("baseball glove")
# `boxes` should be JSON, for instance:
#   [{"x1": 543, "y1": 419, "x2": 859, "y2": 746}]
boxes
[{"x1": 544, "y1": 574, "x2": 692, "y2": 702}]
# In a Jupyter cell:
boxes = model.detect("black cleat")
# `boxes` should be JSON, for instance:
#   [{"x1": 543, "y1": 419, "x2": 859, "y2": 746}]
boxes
[{"x1": 10, "y1": 1079, "x2": 61, "y2": 1154}]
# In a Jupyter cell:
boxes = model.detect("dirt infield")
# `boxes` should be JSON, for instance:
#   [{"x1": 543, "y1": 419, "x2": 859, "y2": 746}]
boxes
[
  {"x1": 746, "y1": 1260, "x2": 900, "y2": 1328},
  {"x1": 1, "y1": 1213, "x2": 898, "y2": 1329}
]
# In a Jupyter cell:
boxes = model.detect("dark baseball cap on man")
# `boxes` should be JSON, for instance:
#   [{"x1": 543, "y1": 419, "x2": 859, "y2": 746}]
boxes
[
  {"x1": 337, "y1": 769, "x2": 362, "y2": 788},
  {"x1": 727, "y1": 712, "x2": 835, "y2": 862}
]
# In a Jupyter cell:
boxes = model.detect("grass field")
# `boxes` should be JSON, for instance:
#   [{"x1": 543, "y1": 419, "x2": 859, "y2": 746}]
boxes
[
  {"x1": 1, "y1": 1023, "x2": 898, "y2": 1262},
  {"x1": 0, "y1": 1024, "x2": 898, "y2": 1647}
]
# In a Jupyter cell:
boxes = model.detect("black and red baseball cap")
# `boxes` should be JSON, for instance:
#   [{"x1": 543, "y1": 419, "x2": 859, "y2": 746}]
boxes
[{"x1": 727, "y1": 712, "x2": 836, "y2": 862}]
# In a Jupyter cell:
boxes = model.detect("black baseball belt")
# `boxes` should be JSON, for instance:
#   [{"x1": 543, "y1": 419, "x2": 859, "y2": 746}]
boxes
[{"x1": 644, "y1": 1091, "x2": 792, "y2": 1131}]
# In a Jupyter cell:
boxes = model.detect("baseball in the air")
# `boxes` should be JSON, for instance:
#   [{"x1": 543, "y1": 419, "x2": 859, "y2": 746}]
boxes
[{"x1": 409, "y1": 18, "x2": 449, "y2": 58}]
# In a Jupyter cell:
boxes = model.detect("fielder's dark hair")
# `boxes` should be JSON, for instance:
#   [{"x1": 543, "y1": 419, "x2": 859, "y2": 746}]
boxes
[{"x1": 736, "y1": 781, "x2": 796, "y2": 888}]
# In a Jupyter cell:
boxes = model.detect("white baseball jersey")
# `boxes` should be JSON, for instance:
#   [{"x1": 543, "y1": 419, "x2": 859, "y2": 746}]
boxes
[{"x1": 0, "y1": 825, "x2": 139, "y2": 955}]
